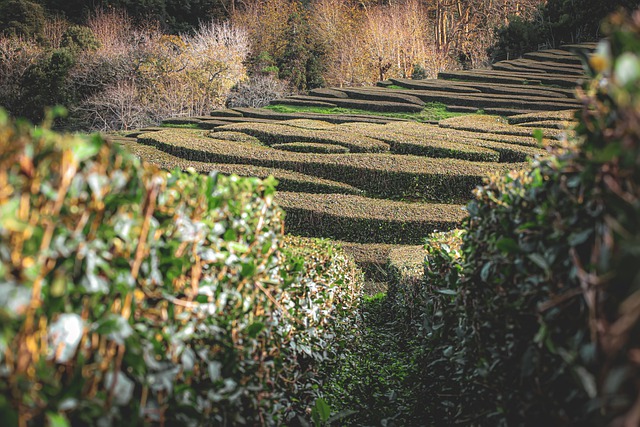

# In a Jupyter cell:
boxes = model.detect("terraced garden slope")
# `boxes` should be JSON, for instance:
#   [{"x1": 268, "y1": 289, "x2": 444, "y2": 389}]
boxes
[{"x1": 111, "y1": 43, "x2": 592, "y2": 286}]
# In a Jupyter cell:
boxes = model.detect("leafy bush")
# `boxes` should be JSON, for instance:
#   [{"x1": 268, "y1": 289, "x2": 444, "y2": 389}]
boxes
[
  {"x1": 0, "y1": 110, "x2": 363, "y2": 425},
  {"x1": 0, "y1": 15, "x2": 249, "y2": 130},
  {"x1": 412, "y1": 9, "x2": 640, "y2": 425}
]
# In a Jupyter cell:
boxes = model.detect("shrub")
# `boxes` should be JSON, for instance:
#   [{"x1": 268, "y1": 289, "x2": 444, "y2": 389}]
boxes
[
  {"x1": 0, "y1": 110, "x2": 362, "y2": 425},
  {"x1": 226, "y1": 74, "x2": 291, "y2": 108},
  {"x1": 413, "y1": 10, "x2": 640, "y2": 425}
]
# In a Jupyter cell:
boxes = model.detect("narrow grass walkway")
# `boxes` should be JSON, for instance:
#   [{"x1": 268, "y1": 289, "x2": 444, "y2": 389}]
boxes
[{"x1": 321, "y1": 293, "x2": 425, "y2": 426}]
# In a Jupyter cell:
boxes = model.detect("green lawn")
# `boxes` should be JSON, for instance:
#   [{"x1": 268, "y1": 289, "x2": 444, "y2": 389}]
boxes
[{"x1": 265, "y1": 102, "x2": 470, "y2": 122}]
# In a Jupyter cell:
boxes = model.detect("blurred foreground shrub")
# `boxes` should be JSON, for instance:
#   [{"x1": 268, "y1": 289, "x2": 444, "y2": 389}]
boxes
[{"x1": 0, "y1": 109, "x2": 362, "y2": 425}]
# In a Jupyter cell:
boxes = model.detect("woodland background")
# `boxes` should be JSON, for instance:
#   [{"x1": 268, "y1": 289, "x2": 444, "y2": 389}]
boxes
[{"x1": 0, "y1": 0, "x2": 635, "y2": 130}]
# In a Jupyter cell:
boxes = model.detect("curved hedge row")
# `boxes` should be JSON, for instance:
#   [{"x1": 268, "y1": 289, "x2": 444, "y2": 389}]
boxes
[
  {"x1": 439, "y1": 115, "x2": 560, "y2": 138},
  {"x1": 275, "y1": 96, "x2": 425, "y2": 113},
  {"x1": 119, "y1": 140, "x2": 363, "y2": 195},
  {"x1": 230, "y1": 107, "x2": 404, "y2": 124},
  {"x1": 277, "y1": 191, "x2": 466, "y2": 244},
  {"x1": 338, "y1": 122, "x2": 501, "y2": 162},
  {"x1": 213, "y1": 122, "x2": 391, "y2": 153},
  {"x1": 272, "y1": 142, "x2": 349, "y2": 154},
  {"x1": 137, "y1": 129, "x2": 513, "y2": 202},
  {"x1": 270, "y1": 98, "x2": 339, "y2": 108},
  {"x1": 508, "y1": 109, "x2": 578, "y2": 124},
  {"x1": 276, "y1": 118, "x2": 340, "y2": 130},
  {"x1": 337, "y1": 88, "x2": 426, "y2": 106}
]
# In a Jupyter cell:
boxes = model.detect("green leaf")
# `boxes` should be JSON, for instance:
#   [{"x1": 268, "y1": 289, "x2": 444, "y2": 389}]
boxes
[
  {"x1": 480, "y1": 262, "x2": 492, "y2": 281},
  {"x1": 46, "y1": 412, "x2": 70, "y2": 427},
  {"x1": 528, "y1": 253, "x2": 549, "y2": 271},
  {"x1": 241, "y1": 262, "x2": 256, "y2": 278},
  {"x1": 246, "y1": 322, "x2": 264, "y2": 338},
  {"x1": 532, "y1": 129, "x2": 544, "y2": 145},
  {"x1": 436, "y1": 289, "x2": 457, "y2": 296},
  {"x1": 568, "y1": 229, "x2": 592, "y2": 246},
  {"x1": 312, "y1": 398, "x2": 331, "y2": 424},
  {"x1": 223, "y1": 228, "x2": 237, "y2": 242},
  {"x1": 496, "y1": 238, "x2": 520, "y2": 254},
  {"x1": 0, "y1": 198, "x2": 29, "y2": 232},
  {"x1": 71, "y1": 137, "x2": 102, "y2": 163}
]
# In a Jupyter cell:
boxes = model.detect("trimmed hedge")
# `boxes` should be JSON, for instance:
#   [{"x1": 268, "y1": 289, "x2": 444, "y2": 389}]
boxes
[
  {"x1": 204, "y1": 130, "x2": 263, "y2": 144},
  {"x1": 383, "y1": 121, "x2": 547, "y2": 148},
  {"x1": 385, "y1": 245, "x2": 428, "y2": 322},
  {"x1": 336, "y1": 88, "x2": 426, "y2": 106},
  {"x1": 440, "y1": 70, "x2": 581, "y2": 88},
  {"x1": 231, "y1": 107, "x2": 405, "y2": 124},
  {"x1": 123, "y1": 141, "x2": 364, "y2": 195},
  {"x1": 508, "y1": 109, "x2": 578, "y2": 124},
  {"x1": 502, "y1": 58, "x2": 584, "y2": 73},
  {"x1": 161, "y1": 117, "x2": 227, "y2": 129},
  {"x1": 208, "y1": 108, "x2": 244, "y2": 117},
  {"x1": 213, "y1": 122, "x2": 390, "y2": 153},
  {"x1": 277, "y1": 191, "x2": 467, "y2": 244},
  {"x1": 272, "y1": 142, "x2": 349, "y2": 154},
  {"x1": 274, "y1": 96, "x2": 425, "y2": 113},
  {"x1": 516, "y1": 119, "x2": 570, "y2": 129},
  {"x1": 523, "y1": 50, "x2": 584, "y2": 65},
  {"x1": 410, "y1": 16, "x2": 640, "y2": 425},
  {"x1": 387, "y1": 89, "x2": 579, "y2": 111},
  {"x1": 276, "y1": 119, "x2": 338, "y2": 130},
  {"x1": 338, "y1": 122, "x2": 501, "y2": 162},
  {"x1": 336, "y1": 241, "x2": 400, "y2": 282},
  {"x1": 308, "y1": 88, "x2": 349, "y2": 98},
  {"x1": 439, "y1": 115, "x2": 561, "y2": 138},
  {"x1": 388, "y1": 78, "x2": 483, "y2": 93},
  {"x1": 0, "y1": 112, "x2": 366, "y2": 425},
  {"x1": 269, "y1": 98, "x2": 339, "y2": 108},
  {"x1": 445, "y1": 105, "x2": 536, "y2": 116},
  {"x1": 137, "y1": 129, "x2": 513, "y2": 202}
]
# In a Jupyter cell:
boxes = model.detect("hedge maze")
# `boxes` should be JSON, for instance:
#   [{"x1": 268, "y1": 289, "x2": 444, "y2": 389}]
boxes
[{"x1": 113, "y1": 43, "x2": 592, "y2": 288}]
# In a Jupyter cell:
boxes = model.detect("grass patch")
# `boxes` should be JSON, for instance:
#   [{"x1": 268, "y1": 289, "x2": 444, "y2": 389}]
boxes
[
  {"x1": 160, "y1": 122, "x2": 200, "y2": 129},
  {"x1": 386, "y1": 84, "x2": 410, "y2": 90},
  {"x1": 265, "y1": 102, "x2": 464, "y2": 122}
]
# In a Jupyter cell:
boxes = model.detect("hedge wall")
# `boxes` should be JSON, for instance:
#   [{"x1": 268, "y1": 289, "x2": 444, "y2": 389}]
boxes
[{"x1": 0, "y1": 111, "x2": 363, "y2": 426}]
